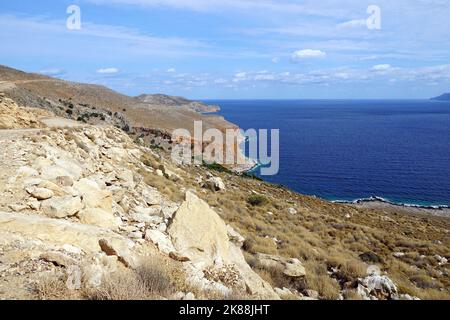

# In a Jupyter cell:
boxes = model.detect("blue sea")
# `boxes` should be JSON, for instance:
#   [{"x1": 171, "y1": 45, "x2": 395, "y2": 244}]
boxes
[{"x1": 205, "y1": 99, "x2": 450, "y2": 208}]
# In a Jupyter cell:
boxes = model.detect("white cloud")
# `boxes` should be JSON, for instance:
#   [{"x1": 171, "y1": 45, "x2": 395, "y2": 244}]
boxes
[
  {"x1": 97, "y1": 67, "x2": 120, "y2": 74},
  {"x1": 214, "y1": 78, "x2": 228, "y2": 84},
  {"x1": 38, "y1": 68, "x2": 65, "y2": 76},
  {"x1": 167, "y1": 68, "x2": 176, "y2": 72},
  {"x1": 371, "y1": 64, "x2": 392, "y2": 71},
  {"x1": 291, "y1": 49, "x2": 326, "y2": 61},
  {"x1": 337, "y1": 19, "x2": 366, "y2": 29},
  {"x1": 233, "y1": 72, "x2": 248, "y2": 82}
]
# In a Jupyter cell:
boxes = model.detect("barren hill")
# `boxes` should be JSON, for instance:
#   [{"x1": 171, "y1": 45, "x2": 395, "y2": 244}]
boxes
[{"x1": 0, "y1": 65, "x2": 232, "y2": 135}]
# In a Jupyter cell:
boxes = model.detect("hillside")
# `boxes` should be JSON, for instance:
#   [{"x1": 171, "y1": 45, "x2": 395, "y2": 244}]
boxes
[
  {"x1": 431, "y1": 93, "x2": 450, "y2": 101},
  {"x1": 0, "y1": 65, "x2": 233, "y2": 137},
  {"x1": 0, "y1": 68, "x2": 449, "y2": 300},
  {"x1": 136, "y1": 94, "x2": 220, "y2": 113}
]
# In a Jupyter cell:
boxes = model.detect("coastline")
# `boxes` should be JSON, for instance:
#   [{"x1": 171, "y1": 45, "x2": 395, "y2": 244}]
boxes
[
  {"x1": 212, "y1": 102, "x2": 450, "y2": 218},
  {"x1": 348, "y1": 199, "x2": 450, "y2": 218},
  {"x1": 333, "y1": 197, "x2": 450, "y2": 218}
]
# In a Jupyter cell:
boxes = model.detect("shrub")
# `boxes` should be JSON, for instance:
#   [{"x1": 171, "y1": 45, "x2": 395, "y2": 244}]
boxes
[
  {"x1": 203, "y1": 161, "x2": 232, "y2": 174},
  {"x1": 84, "y1": 270, "x2": 149, "y2": 300},
  {"x1": 247, "y1": 195, "x2": 268, "y2": 207},
  {"x1": 136, "y1": 260, "x2": 175, "y2": 296},
  {"x1": 34, "y1": 275, "x2": 74, "y2": 300}
]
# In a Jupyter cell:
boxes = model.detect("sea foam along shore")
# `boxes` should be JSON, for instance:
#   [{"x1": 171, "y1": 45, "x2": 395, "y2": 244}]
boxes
[
  {"x1": 332, "y1": 196, "x2": 450, "y2": 210},
  {"x1": 332, "y1": 196, "x2": 450, "y2": 218}
]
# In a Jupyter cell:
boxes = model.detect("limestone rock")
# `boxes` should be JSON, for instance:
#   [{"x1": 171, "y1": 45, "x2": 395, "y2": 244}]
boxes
[
  {"x1": 204, "y1": 177, "x2": 226, "y2": 191},
  {"x1": 142, "y1": 187, "x2": 163, "y2": 206},
  {"x1": 168, "y1": 191, "x2": 278, "y2": 299},
  {"x1": 226, "y1": 225, "x2": 245, "y2": 247},
  {"x1": 145, "y1": 229, "x2": 175, "y2": 254},
  {"x1": 168, "y1": 191, "x2": 230, "y2": 264},
  {"x1": 116, "y1": 169, "x2": 135, "y2": 188},
  {"x1": 0, "y1": 96, "x2": 50, "y2": 129},
  {"x1": 73, "y1": 178, "x2": 112, "y2": 211},
  {"x1": 37, "y1": 180, "x2": 66, "y2": 197},
  {"x1": 283, "y1": 261, "x2": 306, "y2": 278},
  {"x1": 358, "y1": 274, "x2": 398, "y2": 300},
  {"x1": 17, "y1": 166, "x2": 39, "y2": 178},
  {"x1": 54, "y1": 176, "x2": 74, "y2": 187},
  {"x1": 41, "y1": 196, "x2": 83, "y2": 218},
  {"x1": 78, "y1": 208, "x2": 120, "y2": 229},
  {"x1": 40, "y1": 251, "x2": 78, "y2": 268},
  {"x1": 98, "y1": 238, "x2": 137, "y2": 269},
  {"x1": 275, "y1": 287, "x2": 293, "y2": 297},
  {"x1": 40, "y1": 164, "x2": 81, "y2": 181},
  {"x1": 0, "y1": 211, "x2": 123, "y2": 253},
  {"x1": 254, "y1": 253, "x2": 306, "y2": 278},
  {"x1": 131, "y1": 207, "x2": 164, "y2": 224},
  {"x1": 66, "y1": 265, "x2": 82, "y2": 290},
  {"x1": 26, "y1": 187, "x2": 54, "y2": 200}
]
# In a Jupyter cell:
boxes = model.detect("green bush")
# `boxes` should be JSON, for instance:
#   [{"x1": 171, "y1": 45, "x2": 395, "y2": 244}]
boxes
[
  {"x1": 202, "y1": 162, "x2": 232, "y2": 174},
  {"x1": 247, "y1": 195, "x2": 268, "y2": 206}
]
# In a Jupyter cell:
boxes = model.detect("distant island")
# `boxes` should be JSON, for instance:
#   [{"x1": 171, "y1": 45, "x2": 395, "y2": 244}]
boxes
[{"x1": 431, "y1": 93, "x2": 450, "y2": 101}]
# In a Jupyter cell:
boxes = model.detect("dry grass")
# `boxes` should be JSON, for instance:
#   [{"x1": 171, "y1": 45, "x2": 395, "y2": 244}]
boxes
[
  {"x1": 34, "y1": 273, "x2": 78, "y2": 300},
  {"x1": 84, "y1": 269, "x2": 151, "y2": 300},
  {"x1": 84, "y1": 256, "x2": 191, "y2": 300}
]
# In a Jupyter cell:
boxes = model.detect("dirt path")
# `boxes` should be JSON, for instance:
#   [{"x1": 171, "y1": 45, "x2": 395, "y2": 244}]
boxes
[{"x1": 0, "y1": 118, "x2": 84, "y2": 141}]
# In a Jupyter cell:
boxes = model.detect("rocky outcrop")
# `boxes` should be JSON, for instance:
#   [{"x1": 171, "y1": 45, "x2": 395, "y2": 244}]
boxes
[
  {"x1": 0, "y1": 95, "x2": 50, "y2": 129},
  {"x1": 168, "y1": 191, "x2": 278, "y2": 299},
  {"x1": 357, "y1": 274, "x2": 398, "y2": 300}
]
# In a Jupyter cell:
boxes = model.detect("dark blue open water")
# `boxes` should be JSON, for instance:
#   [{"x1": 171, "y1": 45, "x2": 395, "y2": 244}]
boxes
[{"x1": 205, "y1": 99, "x2": 450, "y2": 207}]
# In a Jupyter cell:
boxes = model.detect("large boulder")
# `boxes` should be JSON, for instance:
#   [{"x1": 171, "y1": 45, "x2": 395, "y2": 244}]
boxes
[
  {"x1": 168, "y1": 191, "x2": 230, "y2": 265},
  {"x1": 73, "y1": 178, "x2": 113, "y2": 212},
  {"x1": 168, "y1": 191, "x2": 278, "y2": 299},
  {"x1": 25, "y1": 186, "x2": 54, "y2": 200},
  {"x1": 40, "y1": 161, "x2": 82, "y2": 181},
  {"x1": 357, "y1": 274, "x2": 398, "y2": 300},
  {"x1": 98, "y1": 238, "x2": 137, "y2": 269},
  {"x1": 254, "y1": 253, "x2": 306, "y2": 278},
  {"x1": 77, "y1": 208, "x2": 120, "y2": 230},
  {"x1": 41, "y1": 196, "x2": 83, "y2": 218},
  {"x1": 203, "y1": 177, "x2": 226, "y2": 192}
]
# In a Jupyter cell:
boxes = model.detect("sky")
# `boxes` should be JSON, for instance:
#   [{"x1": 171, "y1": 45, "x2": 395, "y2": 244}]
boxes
[{"x1": 0, "y1": 0, "x2": 449, "y2": 99}]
